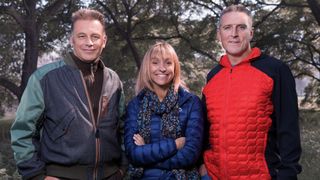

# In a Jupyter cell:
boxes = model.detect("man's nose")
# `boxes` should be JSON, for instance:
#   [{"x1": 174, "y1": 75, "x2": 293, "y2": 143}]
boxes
[
  {"x1": 86, "y1": 38, "x2": 94, "y2": 46},
  {"x1": 231, "y1": 27, "x2": 238, "y2": 37}
]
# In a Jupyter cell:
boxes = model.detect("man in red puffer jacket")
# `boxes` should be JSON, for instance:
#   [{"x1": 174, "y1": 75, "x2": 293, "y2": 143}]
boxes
[{"x1": 200, "y1": 4, "x2": 302, "y2": 180}]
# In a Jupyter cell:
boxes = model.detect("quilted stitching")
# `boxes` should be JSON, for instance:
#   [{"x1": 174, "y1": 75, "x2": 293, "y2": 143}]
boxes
[{"x1": 203, "y1": 61, "x2": 273, "y2": 180}]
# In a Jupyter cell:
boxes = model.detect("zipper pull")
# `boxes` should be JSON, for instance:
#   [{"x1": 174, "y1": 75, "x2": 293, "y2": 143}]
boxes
[
  {"x1": 230, "y1": 68, "x2": 233, "y2": 73},
  {"x1": 95, "y1": 129, "x2": 100, "y2": 138},
  {"x1": 91, "y1": 63, "x2": 94, "y2": 78}
]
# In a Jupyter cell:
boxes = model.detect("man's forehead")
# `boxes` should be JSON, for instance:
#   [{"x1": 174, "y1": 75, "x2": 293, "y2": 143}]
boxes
[
  {"x1": 220, "y1": 12, "x2": 252, "y2": 26},
  {"x1": 221, "y1": 23, "x2": 248, "y2": 26}
]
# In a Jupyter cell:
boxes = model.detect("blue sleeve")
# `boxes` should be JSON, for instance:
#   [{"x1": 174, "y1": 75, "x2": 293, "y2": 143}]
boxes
[
  {"x1": 274, "y1": 64, "x2": 302, "y2": 179},
  {"x1": 124, "y1": 99, "x2": 177, "y2": 166},
  {"x1": 156, "y1": 96, "x2": 204, "y2": 169}
]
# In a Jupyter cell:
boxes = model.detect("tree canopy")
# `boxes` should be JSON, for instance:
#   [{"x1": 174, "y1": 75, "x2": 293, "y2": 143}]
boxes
[{"x1": 0, "y1": 0, "x2": 319, "y2": 115}]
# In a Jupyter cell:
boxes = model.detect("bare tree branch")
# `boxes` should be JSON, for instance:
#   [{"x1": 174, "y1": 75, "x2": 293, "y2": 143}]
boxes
[
  {"x1": 0, "y1": 78, "x2": 20, "y2": 98},
  {"x1": 253, "y1": 4, "x2": 281, "y2": 29},
  {"x1": 97, "y1": 0, "x2": 141, "y2": 68},
  {"x1": 188, "y1": 0, "x2": 221, "y2": 17},
  {"x1": 0, "y1": 5, "x2": 25, "y2": 29},
  {"x1": 39, "y1": 0, "x2": 66, "y2": 24}
]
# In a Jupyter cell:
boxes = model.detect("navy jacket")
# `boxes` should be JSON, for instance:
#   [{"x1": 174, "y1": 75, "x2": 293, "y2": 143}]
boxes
[{"x1": 125, "y1": 87, "x2": 203, "y2": 179}]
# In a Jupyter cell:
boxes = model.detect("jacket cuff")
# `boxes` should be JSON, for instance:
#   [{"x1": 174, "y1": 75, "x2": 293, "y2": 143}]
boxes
[
  {"x1": 276, "y1": 175, "x2": 297, "y2": 180},
  {"x1": 26, "y1": 172, "x2": 45, "y2": 180}
]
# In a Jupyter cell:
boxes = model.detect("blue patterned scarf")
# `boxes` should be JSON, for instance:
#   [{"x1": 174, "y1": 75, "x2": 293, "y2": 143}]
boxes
[{"x1": 138, "y1": 86, "x2": 181, "y2": 143}]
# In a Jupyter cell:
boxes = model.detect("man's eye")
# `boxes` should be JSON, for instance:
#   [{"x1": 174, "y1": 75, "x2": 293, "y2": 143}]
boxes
[
  {"x1": 238, "y1": 25, "x2": 247, "y2": 30},
  {"x1": 222, "y1": 26, "x2": 231, "y2": 31},
  {"x1": 92, "y1": 36, "x2": 100, "y2": 40}
]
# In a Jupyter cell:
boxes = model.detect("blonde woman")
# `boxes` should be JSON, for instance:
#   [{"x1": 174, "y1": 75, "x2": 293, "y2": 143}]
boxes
[{"x1": 124, "y1": 41, "x2": 203, "y2": 179}]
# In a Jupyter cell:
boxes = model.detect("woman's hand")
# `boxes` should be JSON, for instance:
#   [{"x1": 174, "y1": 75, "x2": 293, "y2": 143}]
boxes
[
  {"x1": 175, "y1": 137, "x2": 186, "y2": 149},
  {"x1": 133, "y1": 134, "x2": 145, "y2": 146},
  {"x1": 199, "y1": 164, "x2": 208, "y2": 176}
]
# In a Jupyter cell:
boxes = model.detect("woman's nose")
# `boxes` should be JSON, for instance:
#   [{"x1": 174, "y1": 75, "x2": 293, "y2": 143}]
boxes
[{"x1": 159, "y1": 64, "x2": 166, "y2": 72}]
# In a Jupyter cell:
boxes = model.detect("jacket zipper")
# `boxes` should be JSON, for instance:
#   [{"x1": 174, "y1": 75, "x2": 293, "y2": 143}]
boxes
[
  {"x1": 221, "y1": 67, "x2": 233, "y2": 179},
  {"x1": 79, "y1": 70, "x2": 101, "y2": 180}
]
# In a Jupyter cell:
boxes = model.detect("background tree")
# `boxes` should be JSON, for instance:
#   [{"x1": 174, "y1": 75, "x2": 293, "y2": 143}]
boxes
[
  {"x1": 185, "y1": 0, "x2": 320, "y2": 105},
  {"x1": 0, "y1": 0, "x2": 319, "y2": 109},
  {"x1": 0, "y1": 0, "x2": 82, "y2": 101},
  {"x1": 89, "y1": 0, "x2": 219, "y2": 100},
  {"x1": 0, "y1": 0, "x2": 84, "y2": 116}
]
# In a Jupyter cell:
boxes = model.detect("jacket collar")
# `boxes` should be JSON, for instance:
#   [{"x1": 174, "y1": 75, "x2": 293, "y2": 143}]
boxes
[
  {"x1": 219, "y1": 47, "x2": 261, "y2": 68},
  {"x1": 63, "y1": 52, "x2": 105, "y2": 70}
]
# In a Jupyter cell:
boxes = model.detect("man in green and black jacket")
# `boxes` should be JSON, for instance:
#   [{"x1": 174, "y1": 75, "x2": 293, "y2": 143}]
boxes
[{"x1": 11, "y1": 8, "x2": 128, "y2": 180}]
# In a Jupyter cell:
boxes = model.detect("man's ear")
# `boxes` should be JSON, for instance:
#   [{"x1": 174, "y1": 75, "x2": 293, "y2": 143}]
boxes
[
  {"x1": 216, "y1": 31, "x2": 221, "y2": 42},
  {"x1": 69, "y1": 35, "x2": 74, "y2": 47},
  {"x1": 250, "y1": 28, "x2": 254, "y2": 40},
  {"x1": 103, "y1": 35, "x2": 108, "y2": 48}
]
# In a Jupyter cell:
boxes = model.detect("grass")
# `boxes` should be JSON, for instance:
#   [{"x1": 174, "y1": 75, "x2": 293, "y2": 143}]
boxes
[
  {"x1": 298, "y1": 109, "x2": 320, "y2": 180},
  {"x1": 1, "y1": 110, "x2": 320, "y2": 179},
  {"x1": 0, "y1": 118, "x2": 20, "y2": 179}
]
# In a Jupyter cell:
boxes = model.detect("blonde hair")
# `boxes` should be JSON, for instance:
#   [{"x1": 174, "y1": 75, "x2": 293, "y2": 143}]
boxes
[{"x1": 135, "y1": 41, "x2": 183, "y2": 95}]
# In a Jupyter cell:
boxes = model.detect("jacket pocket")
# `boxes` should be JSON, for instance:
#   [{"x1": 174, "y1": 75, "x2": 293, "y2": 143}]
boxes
[{"x1": 47, "y1": 109, "x2": 76, "y2": 141}]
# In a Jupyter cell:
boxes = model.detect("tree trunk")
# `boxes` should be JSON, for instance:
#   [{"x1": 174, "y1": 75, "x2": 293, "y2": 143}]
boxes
[{"x1": 19, "y1": 24, "x2": 39, "y2": 100}]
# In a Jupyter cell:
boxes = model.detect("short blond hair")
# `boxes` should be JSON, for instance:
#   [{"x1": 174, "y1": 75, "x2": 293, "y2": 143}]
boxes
[
  {"x1": 71, "y1": 8, "x2": 106, "y2": 32},
  {"x1": 135, "y1": 41, "x2": 182, "y2": 95}
]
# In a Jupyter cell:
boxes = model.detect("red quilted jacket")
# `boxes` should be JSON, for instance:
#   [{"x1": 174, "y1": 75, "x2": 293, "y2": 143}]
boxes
[{"x1": 203, "y1": 48, "x2": 273, "y2": 180}]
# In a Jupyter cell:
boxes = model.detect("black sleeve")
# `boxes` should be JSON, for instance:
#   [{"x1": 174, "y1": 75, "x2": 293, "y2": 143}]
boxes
[{"x1": 273, "y1": 63, "x2": 302, "y2": 179}]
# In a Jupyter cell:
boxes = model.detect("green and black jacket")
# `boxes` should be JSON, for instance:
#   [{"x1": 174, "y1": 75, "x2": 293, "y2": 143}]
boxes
[{"x1": 11, "y1": 54, "x2": 127, "y2": 180}]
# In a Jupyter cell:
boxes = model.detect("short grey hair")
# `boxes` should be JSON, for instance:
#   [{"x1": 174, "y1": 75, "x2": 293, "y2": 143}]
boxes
[{"x1": 218, "y1": 4, "x2": 252, "y2": 27}]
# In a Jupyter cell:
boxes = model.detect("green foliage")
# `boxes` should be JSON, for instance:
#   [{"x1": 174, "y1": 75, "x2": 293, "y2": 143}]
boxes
[
  {"x1": 0, "y1": 14, "x2": 23, "y2": 81},
  {"x1": 1, "y1": 0, "x2": 320, "y2": 109},
  {"x1": 0, "y1": 0, "x2": 84, "y2": 112}
]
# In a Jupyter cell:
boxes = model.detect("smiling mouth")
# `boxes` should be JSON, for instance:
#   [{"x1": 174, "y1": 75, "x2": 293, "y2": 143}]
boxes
[{"x1": 83, "y1": 49, "x2": 96, "y2": 52}]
